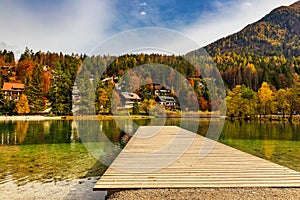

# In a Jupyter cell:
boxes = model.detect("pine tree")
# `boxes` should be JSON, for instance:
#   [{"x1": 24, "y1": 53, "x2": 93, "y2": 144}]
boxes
[
  {"x1": 49, "y1": 61, "x2": 74, "y2": 115},
  {"x1": 25, "y1": 65, "x2": 44, "y2": 113}
]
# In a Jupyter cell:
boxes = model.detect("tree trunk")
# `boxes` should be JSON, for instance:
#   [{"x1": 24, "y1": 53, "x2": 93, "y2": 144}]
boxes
[{"x1": 289, "y1": 113, "x2": 293, "y2": 122}]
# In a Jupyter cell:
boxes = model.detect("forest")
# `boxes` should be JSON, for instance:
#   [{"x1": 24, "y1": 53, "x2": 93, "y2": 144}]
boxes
[{"x1": 0, "y1": 48, "x2": 299, "y2": 121}]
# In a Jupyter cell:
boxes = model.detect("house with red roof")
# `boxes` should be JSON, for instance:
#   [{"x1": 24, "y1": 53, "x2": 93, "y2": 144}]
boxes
[{"x1": 2, "y1": 82, "x2": 25, "y2": 101}]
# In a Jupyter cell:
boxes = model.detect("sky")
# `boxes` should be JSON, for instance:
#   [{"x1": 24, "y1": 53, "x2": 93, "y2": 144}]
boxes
[{"x1": 0, "y1": 0, "x2": 297, "y2": 58}]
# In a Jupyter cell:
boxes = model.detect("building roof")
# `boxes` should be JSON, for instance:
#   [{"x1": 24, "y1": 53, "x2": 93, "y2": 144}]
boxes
[
  {"x1": 154, "y1": 84, "x2": 171, "y2": 90},
  {"x1": 156, "y1": 96, "x2": 176, "y2": 103},
  {"x1": 2, "y1": 82, "x2": 25, "y2": 91},
  {"x1": 121, "y1": 92, "x2": 141, "y2": 100}
]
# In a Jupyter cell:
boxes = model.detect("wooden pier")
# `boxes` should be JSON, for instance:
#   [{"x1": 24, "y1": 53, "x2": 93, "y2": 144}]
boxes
[{"x1": 94, "y1": 126, "x2": 300, "y2": 190}]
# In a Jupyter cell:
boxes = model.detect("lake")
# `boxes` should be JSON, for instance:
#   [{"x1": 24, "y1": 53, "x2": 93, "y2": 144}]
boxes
[{"x1": 0, "y1": 119, "x2": 300, "y2": 199}]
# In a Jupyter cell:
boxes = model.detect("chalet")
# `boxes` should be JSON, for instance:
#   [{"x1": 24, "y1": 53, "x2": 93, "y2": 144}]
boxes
[
  {"x1": 154, "y1": 84, "x2": 172, "y2": 96},
  {"x1": 2, "y1": 82, "x2": 25, "y2": 101},
  {"x1": 156, "y1": 96, "x2": 177, "y2": 107},
  {"x1": 120, "y1": 92, "x2": 141, "y2": 109}
]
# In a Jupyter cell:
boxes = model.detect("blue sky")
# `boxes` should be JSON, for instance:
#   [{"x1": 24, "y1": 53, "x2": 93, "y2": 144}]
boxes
[{"x1": 0, "y1": 0, "x2": 297, "y2": 58}]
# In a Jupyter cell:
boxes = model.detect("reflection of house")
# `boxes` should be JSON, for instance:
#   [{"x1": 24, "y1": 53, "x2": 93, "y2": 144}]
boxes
[
  {"x1": 156, "y1": 96, "x2": 177, "y2": 107},
  {"x1": 2, "y1": 82, "x2": 25, "y2": 100},
  {"x1": 120, "y1": 92, "x2": 141, "y2": 109},
  {"x1": 154, "y1": 84, "x2": 171, "y2": 96}
]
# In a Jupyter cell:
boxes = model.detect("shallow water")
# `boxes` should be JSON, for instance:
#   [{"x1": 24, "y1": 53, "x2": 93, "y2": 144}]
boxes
[
  {"x1": 0, "y1": 119, "x2": 299, "y2": 199},
  {"x1": 219, "y1": 121, "x2": 300, "y2": 172}
]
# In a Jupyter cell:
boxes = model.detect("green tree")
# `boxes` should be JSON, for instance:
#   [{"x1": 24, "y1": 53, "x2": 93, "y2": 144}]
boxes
[
  {"x1": 0, "y1": 100, "x2": 16, "y2": 115},
  {"x1": 25, "y1": 65, "x2": 44, "y2": 113},
  {"x1": 49, "y1": 62, "x2": 74, "y2": 115},
  {"x1": 132, "y1": 100, "x2": 140, "y2": 114},
  {"x1": 241, "y1": 85, "x2": 258, "y2": 117}
]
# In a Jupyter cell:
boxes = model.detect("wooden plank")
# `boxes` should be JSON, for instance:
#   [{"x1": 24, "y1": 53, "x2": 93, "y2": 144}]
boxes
[{"x1": 94, "y1": 126, "x2": 300, "y2": 190}]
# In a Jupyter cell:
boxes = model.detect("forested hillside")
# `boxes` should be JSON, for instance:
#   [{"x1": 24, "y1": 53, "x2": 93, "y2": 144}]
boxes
[
  {"x1": 0, "y1": 48, "x2": 82, "y2": 115},
  {"x1": 203, "y1": 1, "x2": 300, "y2": 58},
  {"x1": 188, "y1": 1, "x2": 300, "y2": 91}
]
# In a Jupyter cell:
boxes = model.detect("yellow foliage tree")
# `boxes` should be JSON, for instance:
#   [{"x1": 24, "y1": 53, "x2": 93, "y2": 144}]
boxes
[
  {"x1": 258, "y1": 82, "x2": 273, "y2": 116},
  {"x1": 15, "y1": 94, "x2": 30, "y2": 115},
  {"x1": 273, "y1": 89, "x2": 290, "y2": 119},
  {"x1": 98, "y1": 88, "x2": 109, "y2": 110}
]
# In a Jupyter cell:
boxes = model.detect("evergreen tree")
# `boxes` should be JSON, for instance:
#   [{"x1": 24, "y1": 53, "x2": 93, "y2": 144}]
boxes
[
  {"x1": 49, "y1": 61, "x2": 74, "y2": 115},
  {"x1": 25, "y1": 65, "x2": 44, "y2": 113}
]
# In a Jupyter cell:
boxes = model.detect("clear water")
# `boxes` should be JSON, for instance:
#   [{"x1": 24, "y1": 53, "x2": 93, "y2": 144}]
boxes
[{"x1": 0, "y1": 119, "x2": 299, "y2": 198}]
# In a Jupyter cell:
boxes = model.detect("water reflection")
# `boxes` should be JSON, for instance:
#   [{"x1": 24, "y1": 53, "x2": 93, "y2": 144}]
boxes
[
  {"x1": 0, "y1": 119, "x2": 300, "y2": 187},
  {"x1": 0, "y1": 121, "x2": 80, "y2": 145},
  {"x1": 220, "y1": 121, "x2": 300, "y2": 141},
  {"x1": 219, "y1": 120, "x2": 300, "y2": 171}
]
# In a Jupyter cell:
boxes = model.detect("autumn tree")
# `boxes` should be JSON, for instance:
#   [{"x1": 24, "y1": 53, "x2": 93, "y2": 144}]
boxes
[
  {"x1": 42, "y1": 69, "x2": 51, "y2": 94},
  {"x1": 97, "y1": 88, "x2": 109, "y2": 112},
  {"x1": 258, "y1": 82, "x2": 273, "y2": 117},
  {"x1": 199, "y1": 97, "x2": 208, "y2": 111},
  {"x1": 15, "y1": 94, "x2": 30, "y2": 115},
  {"x1": 16, "y1": 48, "x2": 36, "y2": 83},
  {"x1": 226, "y1": 85, "x2": 245, "y2": 119},
  {"x1": 285, "y1": 76, "x2": 300, "y2": 121},
  {"x1": 273, "y1": 89, "x2": 290, "y2": 119},
  {"x1": 140, "y1": 99, "x2": 156, "y2": 114}
]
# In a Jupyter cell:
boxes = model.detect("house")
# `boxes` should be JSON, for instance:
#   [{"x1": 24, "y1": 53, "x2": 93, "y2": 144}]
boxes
[
  {"x1": 153, "y1": 84, "x2": 172, "y2": 96},
  {"x1": 120, "y1": 92, "x2": 141, "y2": 109},
  {"x1": 2, "y1": 82, "x2": 25, "y2": 101},
  {"x1": 156, "y1": 96, "x2": 177, "y2": 107}
]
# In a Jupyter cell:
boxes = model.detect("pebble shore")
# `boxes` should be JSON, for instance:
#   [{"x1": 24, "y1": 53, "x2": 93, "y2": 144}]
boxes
[{"x1": 108, "y1": 188, "x2": 300, "y2": 200}]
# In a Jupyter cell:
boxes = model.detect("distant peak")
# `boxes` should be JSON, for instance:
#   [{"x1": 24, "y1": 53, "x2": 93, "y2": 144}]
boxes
[{"x1": 290, "y1": 1, "x2": 300, "y2": 8}]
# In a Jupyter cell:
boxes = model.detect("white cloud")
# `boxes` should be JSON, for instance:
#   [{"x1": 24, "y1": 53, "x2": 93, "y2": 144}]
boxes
[
  {"x1": 245, "y1": 2, "x2": 252, "y2": 7},
  {"x1": 91, "y1": 28, "x2": 200, "y2": 56},
  {"x1": 182, "y1": 0, "x2": 297, "y2": 49},
  {"x1": 0, "y1": 0, "x2": 297, "y2": 58},
  {"x1": 139, "y1": 11, "x2": 147, "y2": 15},
  {"x1": 0, "y1": 0, "x2": 114, "y2": 58}
]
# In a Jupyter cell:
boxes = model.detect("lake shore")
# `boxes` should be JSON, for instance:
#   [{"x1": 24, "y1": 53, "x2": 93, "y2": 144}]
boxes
[
  {"x1": 0, "y1": 177, "x2": 106, "y2": 200},
  {"x1": 1, "y1": 113, "x2": 298, "y2": 122},
  {"x1": 0, "y1": 115, "x2": 63, "y2": 121},
  {"x1": 107, "y1": 188, "x2": 300, "y2": 200}
]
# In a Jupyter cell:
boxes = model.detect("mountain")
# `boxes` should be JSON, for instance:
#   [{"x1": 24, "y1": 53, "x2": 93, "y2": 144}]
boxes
[{"x1": 189, "y1": 1, "x2": 300, "y2": 58}]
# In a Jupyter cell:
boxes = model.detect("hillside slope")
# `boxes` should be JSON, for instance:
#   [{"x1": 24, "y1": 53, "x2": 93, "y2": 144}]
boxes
[{"x1": 189, "y1": 1, "x2": 300, "y2": 58}]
